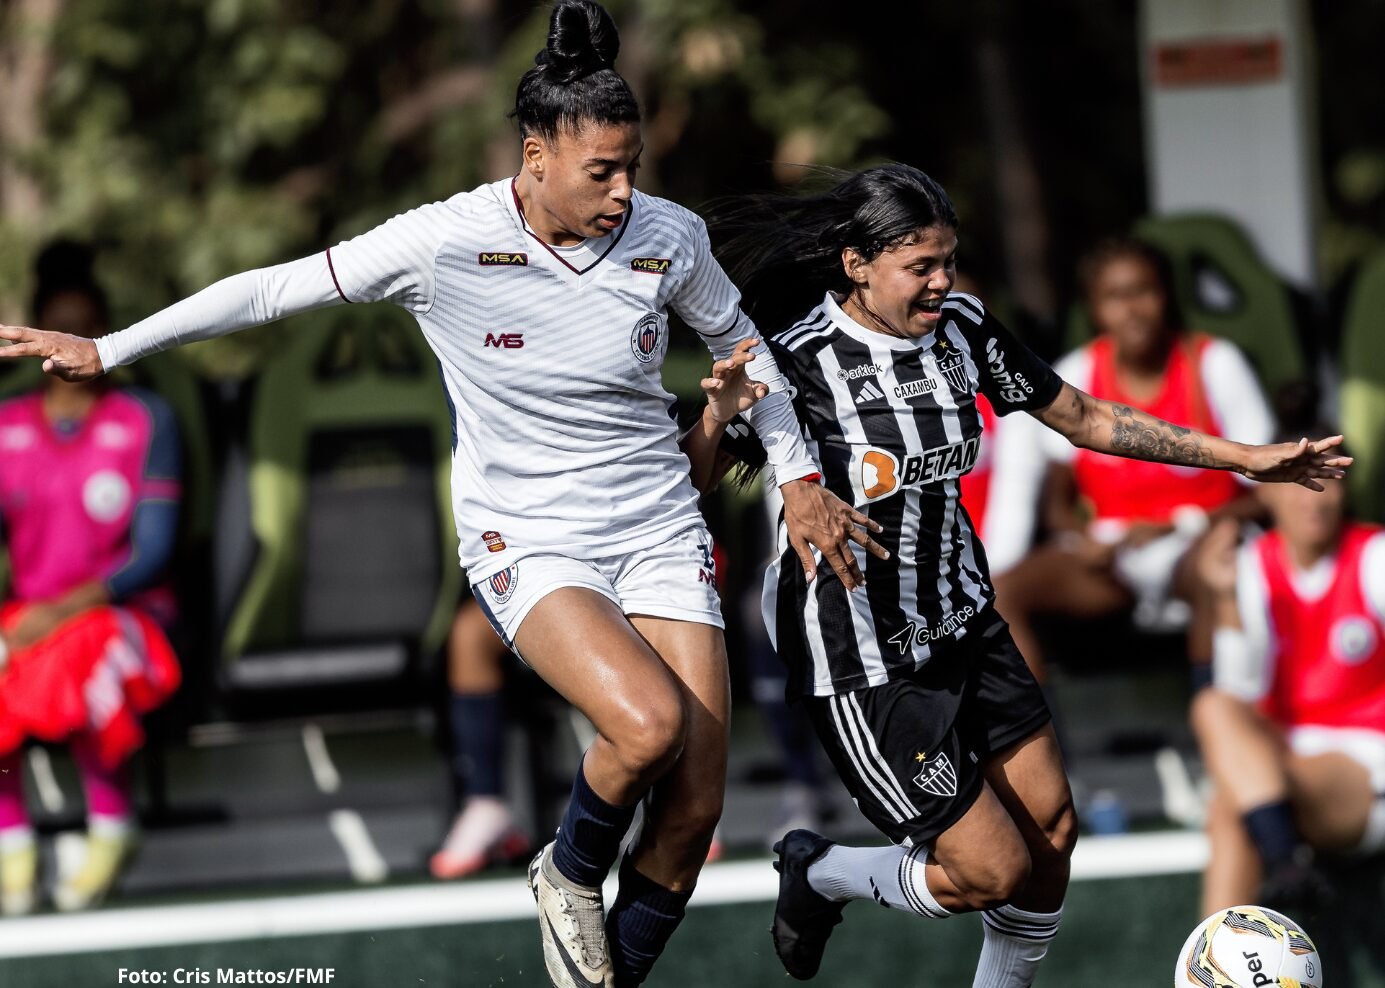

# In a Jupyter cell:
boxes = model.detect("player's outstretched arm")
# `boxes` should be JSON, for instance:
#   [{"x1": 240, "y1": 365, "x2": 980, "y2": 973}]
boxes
[
  {"x1": 682, "y1": 338, "x2": 768, "y2": 494},
  {"x1": 1032, "y1": 381, "x2": 1351, "y2": 491}
]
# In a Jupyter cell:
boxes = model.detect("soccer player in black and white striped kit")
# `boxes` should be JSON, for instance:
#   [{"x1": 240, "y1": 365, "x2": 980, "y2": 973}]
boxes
[
  {"x1": 0, "y1": 5, "x2": 888, "y2": 986},
  {"x1": 707, "y1": 164, "x2": 1349, "y2": 987}
]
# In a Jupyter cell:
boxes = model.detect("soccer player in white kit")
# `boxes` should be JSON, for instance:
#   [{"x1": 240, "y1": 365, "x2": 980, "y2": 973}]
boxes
[{"x1": 0, "y1": 4, "x2": 886, "y2": 985}]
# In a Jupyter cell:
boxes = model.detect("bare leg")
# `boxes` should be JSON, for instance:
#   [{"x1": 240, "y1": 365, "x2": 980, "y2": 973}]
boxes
[
  {"x1": 983, "y1": 725, "x2": 1078, "y2": 912},
  {"x1": 992, "y1": 546, "x2": 1134, "y2": 679},
  {"x1": 1202, "y1": 787, "x2": 1260, "y2": 914}
]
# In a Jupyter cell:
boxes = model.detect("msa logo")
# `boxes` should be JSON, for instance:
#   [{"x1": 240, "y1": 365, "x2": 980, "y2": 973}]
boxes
[
  {"x1": 478, "y1": 252, "x2": 527, "y2": 266},
  {"x1": 985, "y1": 337, "x2": 1033, "y2": 404},
  {"x1": 630, "y1": 257, "x2": 671, "y2": 275},
  {"x1": 860, "y1": 437, "x2": 980, "y2": 500},
  {"x1": 837, "y1": 362, "x2": 886, "y2": 382},
  {"x1": 484, "y1": 333, "x2": 525, "y2": 349}
]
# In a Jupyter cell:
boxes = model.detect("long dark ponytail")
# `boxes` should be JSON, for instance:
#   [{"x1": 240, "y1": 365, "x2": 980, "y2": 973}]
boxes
[
  {"x1": 710, "y1": 164, "x2": 958, "y2": 335},
  {"x1": 511, "y1": 0, "x2": 640, "y2": 142}
]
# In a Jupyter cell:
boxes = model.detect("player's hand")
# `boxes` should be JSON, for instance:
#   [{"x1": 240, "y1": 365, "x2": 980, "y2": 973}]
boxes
[
  {"x1": 781, "y1": 479, "x2": 887, "y2": 590},
  {"x1": 1194, "y1": 518, "x2": 1240, "y2": 596},
  {"x1": 1118, "y1": 521, "x2": 1175, "y2": 550},
  {"x1": 702, "y1": 338, "x2": 769, "y2": 424},
  {"x1": 1240, "y1": 435, "x2": 1351, "y2": 491},
  {"x1": 1052, "y1": 530, "x2": 1116, "y2": 569},
  {"x1": 0, "y1": 325, "x2": 104, "y2": 381}
]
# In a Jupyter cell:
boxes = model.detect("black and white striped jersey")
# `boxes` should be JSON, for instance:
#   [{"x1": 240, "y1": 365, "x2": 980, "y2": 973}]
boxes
[{"x1": 751, "y1": 291, "x2": 1062, "y2": 696}]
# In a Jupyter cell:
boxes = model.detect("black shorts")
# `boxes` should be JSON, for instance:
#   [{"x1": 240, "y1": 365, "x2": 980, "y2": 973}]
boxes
[{"x1": 799, "y1": 610, "x2": 1050, "y2": 846}]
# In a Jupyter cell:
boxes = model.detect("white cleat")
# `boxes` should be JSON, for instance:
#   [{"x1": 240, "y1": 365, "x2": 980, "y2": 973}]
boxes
[{"x1": 527, "y1": 842, "x2": 614, "y2": 988}]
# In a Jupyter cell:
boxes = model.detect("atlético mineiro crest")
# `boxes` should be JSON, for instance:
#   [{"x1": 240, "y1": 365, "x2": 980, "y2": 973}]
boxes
[
  {"x1": 931, "y1": 339, "x2": 971, "y2": 395},
  {"x1": 913, "y1": 750, "x2": 958, "y2": 797},
  {"x1": 631, "y1": 312, "x2": 664, "y2": 364},
  {"x1": 487, "y1": 564, "x2": 519, "y2": 604}
]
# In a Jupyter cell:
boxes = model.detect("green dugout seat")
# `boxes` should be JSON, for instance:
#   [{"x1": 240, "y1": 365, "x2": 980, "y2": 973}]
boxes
[
  {"x1": 1341, "y1": 249, "x2": 1385, "y2": 523},
  {"x1": 216, "y1": 308, "x2": 460, "y2": 697},
  {"x1": 1066, "y1": 213, "x2": 1306, "y2": 395}
]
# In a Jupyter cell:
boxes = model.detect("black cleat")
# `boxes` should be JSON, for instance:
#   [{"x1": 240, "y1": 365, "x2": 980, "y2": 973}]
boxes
[{"x1": 771, "y1": 829, "x2": 846, "y2": 981}]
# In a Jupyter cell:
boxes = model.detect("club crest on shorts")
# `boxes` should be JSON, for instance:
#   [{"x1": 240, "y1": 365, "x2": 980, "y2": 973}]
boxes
[
  {"x1": 913, "y1": 750, "x2": 958, "y2": 797},
  {"x1": 487, "y1": 565, "x2": 519, "y2": 604},
  {"x1": 631, "y1": 312, "x2": 664, "y2": 364}
]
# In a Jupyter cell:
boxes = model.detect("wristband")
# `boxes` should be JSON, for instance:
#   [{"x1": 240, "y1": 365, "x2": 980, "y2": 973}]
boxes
[{"x1": 785, "y1": 472, "x2": 822, "y2": 485}]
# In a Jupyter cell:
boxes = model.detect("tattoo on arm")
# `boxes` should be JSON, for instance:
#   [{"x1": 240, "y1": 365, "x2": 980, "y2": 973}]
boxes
[{"x1": 1108, "y1": 403, "x2": 1215, "y2": 467}]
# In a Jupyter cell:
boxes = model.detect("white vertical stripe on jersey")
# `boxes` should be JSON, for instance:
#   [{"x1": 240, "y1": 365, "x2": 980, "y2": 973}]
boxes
[
  {"x1": 812, "y1": 342, "x2": 889, "y2": 685},
  {"x1": 801, "y1": 556, "x2": 836, "y2": 696},
  {"x1": 846, "y1": 693, "x2": 921, "y2": 818},
  {"x1": 828, "y1": 696, "x2": 911, "y2": 823},
  {"x1": 866, "y1": 337, "x2": 931, "y2": 665}
]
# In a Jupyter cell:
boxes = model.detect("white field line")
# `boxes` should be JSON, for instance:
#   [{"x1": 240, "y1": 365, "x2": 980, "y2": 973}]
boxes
[
  {"x1": 300, "y1": 724, "x2": 341, "y2": 795},
  {"x1": 0, "y1": 830, "x2": 1208, "y2": 960},
  {"x1": 327, "y1": 810, "x2": 388, "y2": 884}
]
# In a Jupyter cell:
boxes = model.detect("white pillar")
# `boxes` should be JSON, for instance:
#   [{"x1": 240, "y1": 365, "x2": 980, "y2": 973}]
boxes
[{"x1": 1139, "y1": 0, "x2": 1321, "y2": 289}]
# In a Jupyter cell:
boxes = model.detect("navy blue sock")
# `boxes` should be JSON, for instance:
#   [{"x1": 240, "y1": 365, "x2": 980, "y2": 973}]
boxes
[
  {"x1": 1243, "y1": 799, "x2": 1300, "y2": 867},
  {"x1": 606, "y1": 854, "x2": 692, "y2": 987},
  {"x1": 450, "y1": 692, "x2": 505, "y2": 797},
  {"x1": 551, "y1": 761, "x2": 637, "y2": 888}
]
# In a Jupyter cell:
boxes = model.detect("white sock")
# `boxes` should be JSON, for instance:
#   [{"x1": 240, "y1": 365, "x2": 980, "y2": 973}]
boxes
[
  {"x1": 806, "y1": 843, "x2": 950, "y2": 918},
  {"x1": 973, "y1": 903, "x2": 1062, "y2": 988},
  {"x1": 1356, "y1": 795, "x2": 1385, "y2": 854}
]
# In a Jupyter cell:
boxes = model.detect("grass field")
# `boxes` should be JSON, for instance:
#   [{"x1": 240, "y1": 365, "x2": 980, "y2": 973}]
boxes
[{"x1": 4, "y1": 833, "x2": 1384, "y2": 988}]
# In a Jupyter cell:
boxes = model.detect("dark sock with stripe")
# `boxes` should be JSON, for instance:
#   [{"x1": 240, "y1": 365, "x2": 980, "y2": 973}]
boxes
[
  {"x1": 449, "y1": 692, "x2": 504, "y2": 797},
  {"x1": 606, "y1": 854, "x2": 693, "y2": 987},
  {"x1": 1243, "y1": 799, "x2": 1300, "y2": 867},
  {"x1": 551, "y1": 761, "x2": 637, "y2": 888}
]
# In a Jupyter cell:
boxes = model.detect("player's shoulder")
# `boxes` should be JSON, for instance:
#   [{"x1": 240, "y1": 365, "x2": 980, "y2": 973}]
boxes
[
  {"x1": 631, "y1": 190, "x2": 705, "y2": 239},
  {"x1": 773, "y1": 300, "x2": 838, "y2": 355},
  {"x1": 0, "y1": 389, "x2": 39, "y2": 417},
  {"x1": 942, "y1": 291, "x2": 987, "y2": 326},
  {"x1": 108, "y1": 386, "x2": 179, "y2": 434}
]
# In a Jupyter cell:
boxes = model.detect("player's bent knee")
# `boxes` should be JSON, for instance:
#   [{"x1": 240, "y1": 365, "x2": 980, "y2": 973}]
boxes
[{"x1": 612, "y1": 697, "x2": 687, "y2": 778}]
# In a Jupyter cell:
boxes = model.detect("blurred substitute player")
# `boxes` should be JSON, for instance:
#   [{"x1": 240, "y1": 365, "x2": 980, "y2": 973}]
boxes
[
  {"x1": 0, "y1": 4, "x2": 884, "y2": 984},
  {"x1": 993, "y1": 238, "x2": 1273, "y2": 680},
  {"x1": 0, "y1": 242, "x2": 182, "y2": 915},
  {"x1": 1193, "y1": 436, "x2": 1385, "y2": 915},
  {"x1": 704, "y1": 164, "x2": 1349, "y2": 987}
]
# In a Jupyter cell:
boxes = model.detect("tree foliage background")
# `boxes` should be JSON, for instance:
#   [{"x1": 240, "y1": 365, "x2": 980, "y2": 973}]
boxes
[{"x1": 1, "y1": 0, "x2": 1382, "y2": 376}]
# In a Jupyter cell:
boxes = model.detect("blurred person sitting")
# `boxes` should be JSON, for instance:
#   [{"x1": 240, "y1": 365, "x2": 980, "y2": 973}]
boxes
[
  {"x1": 0, "y1": 242, "x2": 182, "y2": 914},
  {"x1": 430, "y1": 596, "x2": 530, "y2": 879},
  {"x1": 993, "y1": 237, "x2": 1272, "y2": 679},
  {"x1": 1192, "y1": 431, "x2": 1384, "y2": 915}
]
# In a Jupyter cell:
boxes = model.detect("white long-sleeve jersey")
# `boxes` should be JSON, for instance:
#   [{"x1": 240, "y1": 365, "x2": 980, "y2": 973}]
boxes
[{"x1": 96, "y1": 178, "x2": 818, "y2": 578}]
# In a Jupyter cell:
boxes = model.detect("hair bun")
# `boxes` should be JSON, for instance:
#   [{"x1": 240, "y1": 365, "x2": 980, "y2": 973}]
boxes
[{"x1": 540, "y1": 0, "x2": 619, "y2": 84}]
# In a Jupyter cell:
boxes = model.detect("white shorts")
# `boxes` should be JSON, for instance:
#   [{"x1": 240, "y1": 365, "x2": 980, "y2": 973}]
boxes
[
  {"x1": 1288, "y1": 725, "x2": 1385, "y2": 794},
  {"x1": 471, "y1": 526, "x2": 724, "y2": 652},
  {"x1": 1095, "y1": 526, "x2": 1197, "y2": 633}
]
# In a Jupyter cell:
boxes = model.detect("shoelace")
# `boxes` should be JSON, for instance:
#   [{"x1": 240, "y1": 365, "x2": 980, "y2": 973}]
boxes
[{"x1": 557, "y1": 887, "x2": 609, "y2": 969}]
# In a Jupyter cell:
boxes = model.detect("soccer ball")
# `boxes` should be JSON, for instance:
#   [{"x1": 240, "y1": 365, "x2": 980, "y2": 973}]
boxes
[{"x1": 1174, "y1": 906, "x2": 1322, "y2": 987}]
